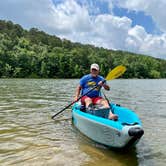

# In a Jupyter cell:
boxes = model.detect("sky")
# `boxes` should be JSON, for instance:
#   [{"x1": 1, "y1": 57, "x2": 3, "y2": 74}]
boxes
[{"x1": 0, "y1": 0, "x2": 166, "y2": 59}]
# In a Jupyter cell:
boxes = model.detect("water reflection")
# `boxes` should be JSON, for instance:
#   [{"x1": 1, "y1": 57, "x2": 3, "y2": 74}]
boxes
[
  {"x1": 0, "y1": 79, "x2": 166, "y2": 166},
  {"x1": 72, "y1": 124, "x2": 138, "y2": 166}
]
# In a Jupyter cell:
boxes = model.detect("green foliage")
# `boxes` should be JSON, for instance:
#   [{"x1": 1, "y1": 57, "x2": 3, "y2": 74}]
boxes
[{"x1": 0, "y1": 20, "x2": 166, "y2": 78}]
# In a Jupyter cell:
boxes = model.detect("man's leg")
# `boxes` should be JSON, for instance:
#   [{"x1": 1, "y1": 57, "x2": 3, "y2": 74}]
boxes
[
  {"x1": 81, "y1": 96, "x2": 93, "y2": 109},
  {"x1": 95, "y1": 98, "x2": 118, "y2": 120},
  {"x1": 94, "y1": 97, "x2": 109, "y2": 108}
]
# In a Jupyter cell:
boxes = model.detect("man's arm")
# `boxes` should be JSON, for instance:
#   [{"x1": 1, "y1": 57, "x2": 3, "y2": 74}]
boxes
[
  {"x1": 103, "y1": 83, "x2": 110, "y2": 91},
  {"x1": 74, "y1": 85, "x2": 82, "y2": 101}
]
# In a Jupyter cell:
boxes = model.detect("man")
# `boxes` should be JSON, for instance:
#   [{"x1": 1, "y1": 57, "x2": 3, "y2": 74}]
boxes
[{"x1": 74, "y1": 63, "x2": 118, "y2": 120}]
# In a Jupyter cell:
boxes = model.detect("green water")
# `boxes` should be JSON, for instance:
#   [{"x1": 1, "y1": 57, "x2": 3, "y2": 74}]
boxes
[{"x1": 0, "y1": 79, "x2": 166, "y2": 166}]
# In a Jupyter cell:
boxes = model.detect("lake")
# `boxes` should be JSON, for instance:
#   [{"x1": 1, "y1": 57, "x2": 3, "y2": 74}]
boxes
[{"x1": 0, "y1": 79, "x2": 166, "y2": 166}]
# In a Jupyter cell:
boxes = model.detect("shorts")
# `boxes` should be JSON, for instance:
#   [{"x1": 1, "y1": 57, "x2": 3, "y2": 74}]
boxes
[{"x1": 81, "y1": 96, "x2": 102, "y2": 105}]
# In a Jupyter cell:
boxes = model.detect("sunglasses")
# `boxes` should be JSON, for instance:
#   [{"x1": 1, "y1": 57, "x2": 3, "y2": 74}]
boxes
[{"x1": 91, "y1": 68, "x2": 98, "y2": 71}]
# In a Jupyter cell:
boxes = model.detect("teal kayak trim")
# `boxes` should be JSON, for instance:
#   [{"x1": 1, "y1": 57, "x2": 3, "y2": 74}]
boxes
[{"x1": 72, "y1": 102, "x2": 144, "y2": 148}]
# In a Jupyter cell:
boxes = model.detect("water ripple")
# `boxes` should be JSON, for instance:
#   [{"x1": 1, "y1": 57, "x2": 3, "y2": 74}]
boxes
[{"x1": 0, "y1": 79, "x2": 166, "y2": 166}]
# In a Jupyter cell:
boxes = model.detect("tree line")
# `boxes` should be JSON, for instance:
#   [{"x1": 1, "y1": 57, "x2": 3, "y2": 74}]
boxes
[{"x1": 0, "y1": 20, "x2": 166, "y2": 78}]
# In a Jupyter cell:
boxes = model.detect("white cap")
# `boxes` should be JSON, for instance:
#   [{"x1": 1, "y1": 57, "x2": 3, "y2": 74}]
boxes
[{"x1": 90, "y1": 63, "x2": 99, "y2": 71}]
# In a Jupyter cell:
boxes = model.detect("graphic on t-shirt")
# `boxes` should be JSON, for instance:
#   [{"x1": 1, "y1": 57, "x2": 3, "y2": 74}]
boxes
[
  {"x1": 87, "y1": 81, "x2": 99, "y2": 91},
  {"x1": 87, "y1": 81, "x2": 96, "y2": 87}
]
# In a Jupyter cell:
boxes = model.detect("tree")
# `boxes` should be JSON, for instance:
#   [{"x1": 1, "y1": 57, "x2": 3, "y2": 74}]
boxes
[{"x1": 0, "y1": 19, "x2": 166, "y2": 78}]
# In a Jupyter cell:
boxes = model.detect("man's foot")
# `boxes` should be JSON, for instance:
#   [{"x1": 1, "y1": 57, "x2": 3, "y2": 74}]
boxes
[{"x1": 109, "y1": 114, "x2": 118, "y2": 121}]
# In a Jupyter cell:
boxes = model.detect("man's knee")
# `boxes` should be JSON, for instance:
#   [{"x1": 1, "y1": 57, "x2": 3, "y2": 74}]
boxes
[
  {"x1": 81, "y1": 96, "x2": 91, "y2": 105},
  {"x1": 101, "y1": 99, "x2": 110, "y2": 108},
  {"x1": 85, "y1": 97, "x2": 92, "y2": 103}
]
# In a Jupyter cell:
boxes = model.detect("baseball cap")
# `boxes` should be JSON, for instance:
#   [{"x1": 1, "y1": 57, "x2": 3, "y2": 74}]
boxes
[{"x1": 90, "y1": 63, "x2": 99, "y2": 71}]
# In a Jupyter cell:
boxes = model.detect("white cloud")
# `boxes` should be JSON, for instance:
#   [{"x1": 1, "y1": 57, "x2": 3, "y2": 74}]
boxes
[
  {"x1": 128, "y1": 25, "x2": 147, "y2": 42},
  {"x1": 91, "y1": 14, "x2": 131, "y2": 49},
  {"x1": 126, "y1": 25, "x2": 166, "y2": 59},
  {"x1": 140, "y1": 34, "x2": 166, "y2": 59},
  {"x1": 0, "y1": 0, "x2": 166, "y2": 59},
  {"x1": 125, "y1": 25, "x2": 147, "y2": 52},
  {"x1": 117, "y1": 0, "x2": 166, "y2": 33},
  {"x1": 0, "y1": 0, "x2": 55, "y2": 29},
  {"x1": 51, "y1": 0, "x2": 92, "y2": 34}
]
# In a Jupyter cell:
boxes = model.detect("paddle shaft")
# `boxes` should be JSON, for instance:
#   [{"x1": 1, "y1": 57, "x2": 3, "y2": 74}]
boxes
[{"x1": 102, "y1": 90, "x2": 110, "y2": 104}]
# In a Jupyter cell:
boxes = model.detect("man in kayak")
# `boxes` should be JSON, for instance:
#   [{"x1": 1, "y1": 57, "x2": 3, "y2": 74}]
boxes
[{"x1": 74, "y1": 63, "x2": 118, "y2": 120}]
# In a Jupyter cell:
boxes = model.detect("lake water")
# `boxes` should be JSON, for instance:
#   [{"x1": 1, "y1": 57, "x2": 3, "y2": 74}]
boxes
[{"x1": 0, "y1": 79, "x2": 166, "y2": 166}]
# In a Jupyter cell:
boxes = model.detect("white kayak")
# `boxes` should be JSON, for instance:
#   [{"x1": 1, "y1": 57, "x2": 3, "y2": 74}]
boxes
[{"x1": 72, "y1": 102, "x2": 144, "y2": 148}]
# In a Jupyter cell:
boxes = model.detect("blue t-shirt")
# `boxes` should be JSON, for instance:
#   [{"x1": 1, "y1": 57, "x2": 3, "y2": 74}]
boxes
[{"x1": 80, "y1": 74, "x2": 105, "y2": 97}]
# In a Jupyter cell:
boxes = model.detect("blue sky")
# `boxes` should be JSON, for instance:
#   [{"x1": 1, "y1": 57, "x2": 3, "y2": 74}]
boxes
[
  {"x1": 113, "y1": 6, "x2": 162, "y2": 35},
  {"x1": 0, "y1": 0, "x2": 166, "y2": 59}
]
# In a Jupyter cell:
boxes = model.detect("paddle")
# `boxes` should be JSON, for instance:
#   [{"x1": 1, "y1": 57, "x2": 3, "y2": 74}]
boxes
[
  {"x1": 51, "y1": 65, "x2": 126, "y2": 119},
  {"x1": 102, "y1": 65, "x2": 126, "y2": 108}
]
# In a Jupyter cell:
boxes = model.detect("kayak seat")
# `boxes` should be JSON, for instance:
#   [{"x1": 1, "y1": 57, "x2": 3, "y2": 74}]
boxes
[
  {"x1": 75, "y1": 102, "x2": 110, "y2": 119},
  {"x1": 86, "y1": 105, "x2": 110, "y2": 119}
]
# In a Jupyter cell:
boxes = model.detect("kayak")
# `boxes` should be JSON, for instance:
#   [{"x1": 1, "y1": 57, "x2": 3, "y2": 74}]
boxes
[{"x1": 72, "y1": 102, "x2": 144, "y2": 148}]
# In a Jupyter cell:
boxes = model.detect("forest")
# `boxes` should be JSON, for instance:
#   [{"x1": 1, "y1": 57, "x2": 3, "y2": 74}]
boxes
[{"x1": 0, "y1": 20, "x2": 166, "y2": 78}]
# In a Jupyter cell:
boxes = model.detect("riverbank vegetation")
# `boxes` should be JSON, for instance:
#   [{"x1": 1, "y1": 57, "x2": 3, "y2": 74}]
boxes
[{"x1": 0, "y1": 20, "x2": 166, "y2": 78}]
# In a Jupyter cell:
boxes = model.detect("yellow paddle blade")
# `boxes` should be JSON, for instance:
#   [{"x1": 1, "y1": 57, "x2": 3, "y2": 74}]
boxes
[{"x1": 105, "y1": 65, "x2": 126, "y2": 81}]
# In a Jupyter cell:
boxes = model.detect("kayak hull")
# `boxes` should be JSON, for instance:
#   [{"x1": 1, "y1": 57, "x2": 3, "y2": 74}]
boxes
[{"x1": 72, "y1": 102, "x2": 144, "y2": 148}]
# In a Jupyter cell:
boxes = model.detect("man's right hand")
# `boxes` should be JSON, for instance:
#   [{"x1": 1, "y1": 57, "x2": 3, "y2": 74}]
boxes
[{"x1": 74, "y1": 96, "x2": 78, "y2": 102}]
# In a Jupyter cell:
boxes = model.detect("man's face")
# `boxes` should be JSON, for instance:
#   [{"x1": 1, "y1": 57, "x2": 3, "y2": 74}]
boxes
[{"x1": 90, "y1": 68, "x2": 99, "y2": 77}]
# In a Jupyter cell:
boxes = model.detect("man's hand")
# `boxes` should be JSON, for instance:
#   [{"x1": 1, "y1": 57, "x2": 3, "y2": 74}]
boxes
[
  {"x1": 98, "y1": 80, "x2": 104, "y2": 87},
  {"x1": 74, "y1": 96, "x2": 78, "y2": 102},
  {"x1": 98, "y1": 80, "x2": 110, "y2": 90}
]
